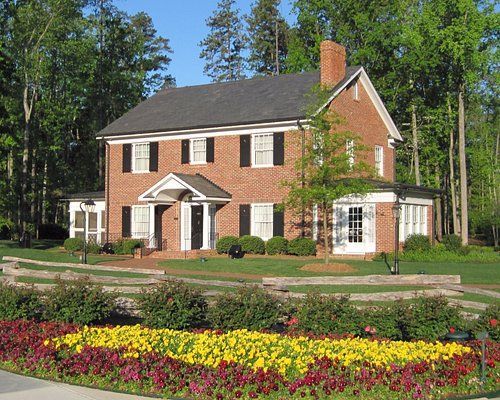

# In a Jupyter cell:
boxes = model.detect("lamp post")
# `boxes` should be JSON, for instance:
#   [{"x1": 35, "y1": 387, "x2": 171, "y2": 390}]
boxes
[
  {"x1": 79, "y1": 199, "x2": 96, "y2": 264},
  {"x1": 392, "y1": 198, "x2": 402, "y2": 275}
]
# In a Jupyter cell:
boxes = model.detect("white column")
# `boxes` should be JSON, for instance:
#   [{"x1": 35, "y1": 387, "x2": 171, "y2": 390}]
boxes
[
  {"x1": 201, "y1": 202, "x2": 210, "y2": 249},
  {"x1": 148, "y1": 204, "x2": 156, "y2": 248}
]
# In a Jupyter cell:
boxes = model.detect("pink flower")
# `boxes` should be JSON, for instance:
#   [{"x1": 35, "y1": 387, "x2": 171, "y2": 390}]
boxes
[
  {"x1": 365, "y1": 325, "x2": 371, "y2": 333},
  {"x1": 286, "y1": 317, "x2": 299, "y2": 326}
]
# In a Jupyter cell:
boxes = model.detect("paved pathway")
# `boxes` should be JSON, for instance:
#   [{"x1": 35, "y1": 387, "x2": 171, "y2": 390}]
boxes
[{"x1": 0, "y1": 370, "x2": 153, "y2": 400}]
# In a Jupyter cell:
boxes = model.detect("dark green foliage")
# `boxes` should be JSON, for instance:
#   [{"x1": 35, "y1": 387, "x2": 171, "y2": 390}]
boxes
[
  {"x1": 112, "y1": 239, "x2": 142, "y2": 255},
  {"x1": 442, "y1": 234, "x2": 463, "y2": 252},
  {"x1": 291, "y1": 293, "x2": 360, "y2": 335},
  {"x1": 0, "y1": 281, "x2": 43, "y2": 321},
  {"x1": 471, "y1": 304, "x2": 499, "y2": 342},
  {"x1": 138, "y1": 280, "x2": 207, "y2": 329},
  {"x1": 87, "y1": 242, "x2": 102, "y2": 254},
  {"x1": 216, "y1": 235, "x2": 239, "y2": 254},
  {"x1": 266, "y1": 236, "x2": 289, "y2": 255},
  {"x1": 359, "y1": 307, "x2": 402, "y2": 340},
  {"x1": 287, "y1": 237, "x2": 316, "y2": 256},
  {"x1": 396, "y1": 296, "x2": 464, "y2": 341},
  {"x1": 38, "y1": 224, "x2": 68, "y2": 240},
  {"x1": 64, "y1": 237, "x2": 84, "y2": 252},
  {"x1": 43, "y1": 278, "x2": 116, "y2": 325},
  {"x1": 208, "y1": 286, "x2": 281, "y2": 330},
  {"x1": 0, "y1": 217, "x2": 14, "y2": 239},
  {"x1": 403, "y1": 234, "x2": 431, "y2": 252},
  {"x1": 238, "y1": 235, "x2": 265, "y2": 254}
]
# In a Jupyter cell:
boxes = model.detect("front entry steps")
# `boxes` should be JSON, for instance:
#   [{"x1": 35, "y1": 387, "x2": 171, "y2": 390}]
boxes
[{"x1": 146, "y1": 249, "x2": 216, "y2": 260}]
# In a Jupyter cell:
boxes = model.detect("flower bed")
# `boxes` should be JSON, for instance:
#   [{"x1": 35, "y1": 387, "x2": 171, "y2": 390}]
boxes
[{"x1": 1, "y1": 320, "x2": 499, "y2": 399}]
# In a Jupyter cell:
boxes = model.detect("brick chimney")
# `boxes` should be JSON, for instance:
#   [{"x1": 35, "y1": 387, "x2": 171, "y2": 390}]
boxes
[{"x1": 320, "y1": 40, "x2": 346, "y2": 88}]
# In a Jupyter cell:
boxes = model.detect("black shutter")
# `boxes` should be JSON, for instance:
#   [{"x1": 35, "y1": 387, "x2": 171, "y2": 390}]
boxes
[
  {"x1": 239, "y1": 204, "x2": 250, "y2": 236},
  {"x1": 122, "y1": 144, "x2": 131, "y2": 172},
  {"x1": 206, "y1": 137, "x2": 214, "y2": 163},
  {"x1": 122, "y1": 206, "x2": 131, "y2": 238},
  {"x1": 149, "y1": 142, "x2": 158, "y2": 172},
  {"x1": 240, "y1": 135, "x2": 251, "y2": 167},
  {"x1": 273, "y1": 204, "x2": 284, "y2": 237},
  {"x1": 273, "y1": 132, "x2": 284, "y2": 165},
  {"x1": 181, "y1": 139, "x2": 190, "y2": 164}
]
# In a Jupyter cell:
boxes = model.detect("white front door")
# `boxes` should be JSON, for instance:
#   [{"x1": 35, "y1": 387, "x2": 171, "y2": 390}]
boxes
[{"x1": 333, "y1": 204, "x2": 376, "y2": 254}]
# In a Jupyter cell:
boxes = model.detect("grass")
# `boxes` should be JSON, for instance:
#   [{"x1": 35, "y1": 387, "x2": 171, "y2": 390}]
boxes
[
  {"x1": 159, "y1": 256, "x2": 500, "y2": 285},
  {"x1": 0, "y1": 240, "x2": 125, "y2": 265}
]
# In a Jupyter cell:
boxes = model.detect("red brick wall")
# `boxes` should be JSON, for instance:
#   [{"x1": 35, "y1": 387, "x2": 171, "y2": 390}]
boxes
[{"x1": 106, "y1": 78, "x2": 400, "y2": 251}]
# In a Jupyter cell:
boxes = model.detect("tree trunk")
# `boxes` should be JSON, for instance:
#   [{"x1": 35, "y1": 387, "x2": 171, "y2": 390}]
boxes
[
  {"x1": 322, "y1": 203, "x2": 329, "y2": 264},
  {"x1": 447, "y1": 97, "x2": 460, "y2": 235},
  {"x1": 434, "y1": 168, "x2": 443, "y2": 241},
  {"x1": 6, "y1": 150, "x2": 12, "y2": 222},
  {"x1": 411, "y1": 104, "x2": 420, "y2": 186},
  {"x1": 458, "y1": 84, "x2": 468, "y2": 245},
  {"x1": 21, "y1": 122, "x2": 30, "y2": 231},
  {"x1": 41, "y1": 159, "x2": 48, "y2": 224}
]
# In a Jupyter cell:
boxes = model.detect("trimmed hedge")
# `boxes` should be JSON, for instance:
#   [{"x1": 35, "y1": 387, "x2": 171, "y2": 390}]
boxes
[
  {"x1": 266, "y1": 236, "x2": 289, "y2": 255},
  {"x1": 112, "y1": 239, "x2": 142, "y2": 255},
  {"x1": 287, "y1": 237, "x2": 316, "y2": 256},
  {"x1": 216, "y1": 235, "x2": 239, "y2": 254},
  {"x1": 63, "y1": 237, "x2": 84, "y2": 252},
  {"x1": 403, "y1": 234, "x2": 431, "y2": 252},
  {"x1": 238, "y1": 235, "x2": 265, "y2": 255}
]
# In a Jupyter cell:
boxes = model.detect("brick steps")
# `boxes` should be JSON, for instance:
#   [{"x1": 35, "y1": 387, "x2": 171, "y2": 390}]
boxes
[{"x1": 147, "y1": 249, "x2": 216, "y2": 260}]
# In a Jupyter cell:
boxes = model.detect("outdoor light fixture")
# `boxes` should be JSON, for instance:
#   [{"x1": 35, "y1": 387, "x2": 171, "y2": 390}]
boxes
[
  {"x1": 79, "y1": 199, "x2": 96, "y2": 264},
  {"x1": 391, "y1": 198, "x2": 402, "y2": 275}
]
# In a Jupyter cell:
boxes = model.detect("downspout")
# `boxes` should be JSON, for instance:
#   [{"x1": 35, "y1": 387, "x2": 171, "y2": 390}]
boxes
[
  {"x1": 298, "y1": 119, "x2": 306, "y2": 237},
  {"x1": 105, "y1": 140, "x2": 110, "y2": 243}
]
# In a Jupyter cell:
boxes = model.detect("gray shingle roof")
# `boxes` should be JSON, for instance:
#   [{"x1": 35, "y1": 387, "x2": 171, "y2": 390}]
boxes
[
  {"x1": 62, "y1": 191, "x2": 105, "y2": 201},
  {"x1": 97, "y1": 67, "x2": 362, "y2": 138},
  {"x1": 174, "y1": 173, "x2": 231, "y2": 199}
]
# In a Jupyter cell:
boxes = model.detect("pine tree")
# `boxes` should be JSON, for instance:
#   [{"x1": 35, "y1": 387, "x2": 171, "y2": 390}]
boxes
[
  {"x1": 245, "y1": 0, "x2": 289, "y2": 76},
  {"x1": 199, "y1": 0, "x2": 247, "y2": 82}
]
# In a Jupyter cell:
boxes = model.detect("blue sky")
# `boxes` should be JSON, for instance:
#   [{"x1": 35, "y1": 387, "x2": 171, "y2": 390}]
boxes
[{"x1": 117, "y1": 0, "x2": 295, "y2": 87}]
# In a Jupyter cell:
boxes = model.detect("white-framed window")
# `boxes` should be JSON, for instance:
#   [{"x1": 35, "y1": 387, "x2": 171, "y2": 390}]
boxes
[
  {"x1": 404, "y1": 205, "x2": 411, "y2": 240},
  {"x1": 400, "y1": 204, "x2": 428, "y2": 240},
  {"x1": 346, "y1": 139, "x2": 354, "y2": 168},
  {"x1": 190, "y1": 138, "x2": 207, "y2": 164},
  {"x1": 375, "y1": 145, "x2": 384, "y2": 176},
  {"x1": 251, "y1": 203, "x2": 273, "y2": 240},
  {"x1": 353, "y1": 81, "x2": 359, "y2": 100},
  {"x1": 133, "y1": 143, "x2": 150, "y2": 172},
  {"x1": 132, "y1": 206, "x2": 149, "y2": 238},
  {"x1": 252, "y1": 133, "x2": 273, "y2": 167}
]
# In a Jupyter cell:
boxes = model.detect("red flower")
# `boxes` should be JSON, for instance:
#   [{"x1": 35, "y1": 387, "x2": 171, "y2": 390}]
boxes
[
  {"x1": 449, "y1": 327, "x2": 456, "y2": 334},
  {"x1": 490, "y1": 319, "x2": 497, "y2": 327},
  {"x1": 365, "y1": 325, "x2": 371, "y2": 333},
  {"x1": 286, "y1": 317, "x2": 299, "y2": 326}
]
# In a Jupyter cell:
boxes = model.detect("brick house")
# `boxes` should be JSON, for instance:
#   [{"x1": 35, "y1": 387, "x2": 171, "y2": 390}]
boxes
[{"x1": 67, "y1": 40, "x2": 438, "y2": 257}]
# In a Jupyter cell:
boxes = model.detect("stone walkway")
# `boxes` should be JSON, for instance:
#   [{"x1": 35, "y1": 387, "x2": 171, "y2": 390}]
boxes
[{"x1": 0, "y1": 370, "x2": 154, "y2": 400}]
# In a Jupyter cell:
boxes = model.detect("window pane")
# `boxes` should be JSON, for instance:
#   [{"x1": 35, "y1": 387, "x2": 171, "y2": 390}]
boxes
[
  {"x1": 191, "y1": 138, "x2": 206, "y2": 163},
  {"x1": 101, "y1": 211, "x2": 106, "y2": 229},
  {"x1": 75, "y1": 211, "x2": 84, "y2": 229},
  {"x1": 252, "y1": 204, "x2": 273, "y2": 240},
  {"x1": 348, "y1": 206, "x2": 363, "y2": 243},
  {"x1": 88, "y1": 212, "x2": 98, "y2": 231},
  {"x1": 132, "y1": 206, "x2": 149, "y2": 238},
  {"x1": 75, "y1": 231, "x2": 84, "y2": 239},
  {"x1": 133, "y1": 143, "x2": 150, "y2": 172},
  {"x1": 253, "y1": 134, "x2": 273, "y2": 166},
  {"x1": 375, "y1": 146, "x2": 383, "y2": 176}
]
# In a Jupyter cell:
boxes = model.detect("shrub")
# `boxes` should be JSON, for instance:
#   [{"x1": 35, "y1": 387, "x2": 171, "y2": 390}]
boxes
[
  {"x1": 287, "y1": 237, "x2": 316, "y2": 256},
  {"x1": 0, "y1": 281, "x2": 43, "y2": 321},
  {"x1": 238, "y1": 235, "x2": 265, "y2": 255},
  {"x1": 138, "y1": 280, "x2": 207, "y2": 329},
  {"x1": 216, "y1": 235, "x2": 239, "y2": 254},
  {"x1": 43, "y1": 278, "x2": 116, "y2": 324},
  {"x1": 291, "y1": 293, "x2": 360, "y2": 334},
  {"x1": 471, "y1": 304, "x2": 499, "y2": 342},
  {"x1": 396, "y1": 296, "x2": 464, "y2": 341},
  {"x1": 0, "y1": 216, "x2": 14, "y2": 240},
  {"x1": 359, "y1": 306, "x2": 402, "y2": 340},
  {"x1": 208, "y1": 286, "x2": 281, "y2": 331},
  {"x1": 112, "y1": 239, "x2": 142, "y2": 255},
  {"x1": 63, "y1": 237, "x2": 84, "y2": 252},
  {"x1": 87, "y1": 243, "x2": 102, "y2": 254},
  {"x1": 266, "y1": 236, "x2": 289, "y2": 255},
  {"x1": 442, "y1": 234, "x2": 462, "y2": 252},
  {"x1": 38, "y1": 223, "x2": 68, "y2": 240},
  {"x1": 403, "y1": 234, "x2": 431, "y2": 252}
]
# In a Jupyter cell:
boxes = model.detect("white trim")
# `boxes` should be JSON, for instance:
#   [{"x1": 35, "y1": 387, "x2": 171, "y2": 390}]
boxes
[
  {"x1": 333, "y1": 191, "x2": 433, "y2": 205},
  {"x1": 332, "y1": 203, "x2": 376, "y2": 254},
  {"x1": 250, "y1": 203, "x2": 274, "y2": 241},
  {"x1": 251, "y1": 132, "x2": 274, "y2": 168},
  {"x1": 139, "y1": 172, "x2": 204, "y2": 201},
  {"x1": 131, "y1": 205, "x2": 150, "y2": 239},
  {"x1": 190, "y1": 137, "x2": 207, "y2": 164},
  {"x1": 353, "y1": 81, "x2": 359, "y2": 101},
  {"x1": 180, "y1": 201, "x2": 192, "y2": 251},
  {"x1": 102, "y1": 120, "x2": 302, "y2": 143},
  {"x1": 131, "y1": 142, "x2": 150, "y2": 173}
]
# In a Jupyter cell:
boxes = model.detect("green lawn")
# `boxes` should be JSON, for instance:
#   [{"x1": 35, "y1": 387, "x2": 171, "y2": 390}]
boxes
[
  {"x1": 159, "y1": 257, "x2": 500, "y2": 285},
  {"x1": 0, "y1": 240, "x2": 125, "y2": 265}
]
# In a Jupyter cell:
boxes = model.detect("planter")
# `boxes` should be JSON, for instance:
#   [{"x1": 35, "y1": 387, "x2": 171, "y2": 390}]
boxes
[{"x1": 444, "y1": 331, "x2": 470, "y2": 342}]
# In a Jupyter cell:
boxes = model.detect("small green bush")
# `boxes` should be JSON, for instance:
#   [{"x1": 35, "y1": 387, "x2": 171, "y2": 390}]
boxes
[
  {"x1": 238, "y1": 235, "x2": 265, "y2": 255},
  {"x1": 291, "y1": 293, "x2": 360, "y2": 334},
  {"x1": 359, "y1": 306, "x2": 402, "y2": 340},
  {"x1": 266, "y1": 236, "x2": 289, "y2": 255},
  {"x1": 287, "y1": 237, "x2": 316, "y2": 256},
  {"x1": 442, "y1": 234, "x2": 462, "y2": 252},
  {"x1": 208, "y1": 286, "x2": 281, "y2": 331},
  {"x1": 43, "y1": 278, "x2": 116, "y2": 324},
  {"x1": 0, "y1": 216, "x2": 14, "y2": 240},
  {"x1": 112, "y1": 238, "x2": 142, "y2": 255},
  {"x1": 403, "y1": 234, "x2": 431, "y2": 252},
  {"x1": 87, "y1": 243, "x2": 102, "y2": 254},
  {"x1": 396, "y1": 296, "x2": 464, "y2": 341},
  {"x1": 0, "y1": 281, "x2": 43, "y2": 321},
  {"x1": 138, "y1": 280, "x2": 207, "y2": 329},
  {"x1": 471, "y1": 304, "x2": 499, "y2": 342},
  {"x1": 216, "y1": 235, "x2": 239, "y2": 254},
  {"x1": 64, "y1": 237, "x2": 84, "y2": 252}
]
